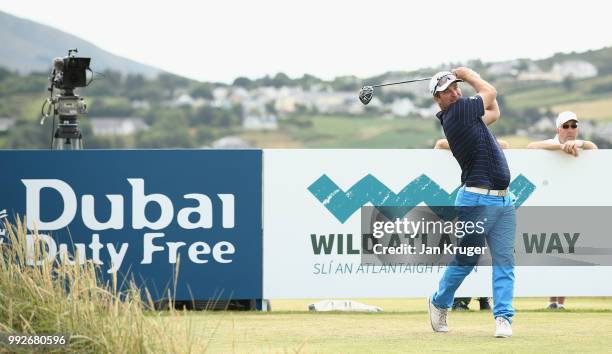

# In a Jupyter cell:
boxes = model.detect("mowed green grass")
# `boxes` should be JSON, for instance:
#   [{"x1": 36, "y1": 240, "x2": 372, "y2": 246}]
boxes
[{"x1": 158, "y1": 297, "x2": 612, "y2": 353}]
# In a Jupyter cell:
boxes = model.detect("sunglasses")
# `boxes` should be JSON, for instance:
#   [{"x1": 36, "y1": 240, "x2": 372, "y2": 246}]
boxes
[
  {"x1": 434, "y1": 74, "x2": 457, "y2": 93},
  {"x1": 562, "y1": 124, "x2": 578, "y2": 129}
]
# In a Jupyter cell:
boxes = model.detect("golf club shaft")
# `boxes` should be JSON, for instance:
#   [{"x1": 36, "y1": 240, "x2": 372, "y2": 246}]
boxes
[{"x1": 371, "y1": 77, "x2": 431, "y2": 88}]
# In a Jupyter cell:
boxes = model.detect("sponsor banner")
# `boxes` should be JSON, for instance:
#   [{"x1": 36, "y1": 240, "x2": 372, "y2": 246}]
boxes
[
  {"x1": 0, "y1": 150, "x2": 262, "y2": 301},
  {"x1": 361, "y1": 206, "x2": 612, "y2": 266},
  {"x1": 263, "y1": 149, "x2": 612, "y2": 298}
]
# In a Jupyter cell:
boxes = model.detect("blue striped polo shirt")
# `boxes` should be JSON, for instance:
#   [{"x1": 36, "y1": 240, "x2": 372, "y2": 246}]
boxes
[{"x1": 436, "y1": 95, "x2": 511, "y2": 190}]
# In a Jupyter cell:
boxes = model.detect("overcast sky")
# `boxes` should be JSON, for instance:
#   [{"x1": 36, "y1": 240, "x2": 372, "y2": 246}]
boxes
[{"x1": 1, "y1": 0, "x2": 610, "y2": 83}]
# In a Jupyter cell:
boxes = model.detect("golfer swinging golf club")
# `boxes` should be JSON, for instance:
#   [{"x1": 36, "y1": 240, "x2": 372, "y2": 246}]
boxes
[{"x1": 427, "y1": 68, "x2": 516, "y2": 338}]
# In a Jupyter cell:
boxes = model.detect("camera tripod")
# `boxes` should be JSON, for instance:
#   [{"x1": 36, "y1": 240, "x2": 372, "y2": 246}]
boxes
[
  {"x1": 49, "y1": 89, "x2": 85, "y2": 150},
  {"x1": 53, "y1": 118, "x2": 83, "y2": 150}
]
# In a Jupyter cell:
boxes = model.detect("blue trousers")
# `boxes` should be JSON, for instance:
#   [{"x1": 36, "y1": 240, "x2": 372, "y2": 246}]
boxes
[{"x1": 431, "y1": 187, "x2": 516, "y2": 322}]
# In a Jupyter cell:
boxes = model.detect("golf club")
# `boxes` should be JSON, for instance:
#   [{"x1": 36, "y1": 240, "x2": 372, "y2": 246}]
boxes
[{"x1": 358, "y1": 77, "x2": 431, "y2": 105}]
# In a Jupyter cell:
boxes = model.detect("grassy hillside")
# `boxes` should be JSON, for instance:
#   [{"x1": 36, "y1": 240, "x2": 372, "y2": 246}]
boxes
[
  {"x1": 239, "y1": 115, "x2": 443, "y2": 149},
  {"x1": 536, "y1": 46, "x2": 612, "y2": 74},
  {"x1": 503, "y1": 74, "x2": 612, "y2": 112},
  {"x1": 2, "y1": 39, "x2": 612, "y2": 149},
  {"x1": 551, "y1": 97, "x2": 612, "y2": 121}
]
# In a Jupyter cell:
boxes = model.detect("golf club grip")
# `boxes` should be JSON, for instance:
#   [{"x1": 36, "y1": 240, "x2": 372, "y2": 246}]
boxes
[{"x1": 372, "y1": 77, "x2": 432, "y2": 88}]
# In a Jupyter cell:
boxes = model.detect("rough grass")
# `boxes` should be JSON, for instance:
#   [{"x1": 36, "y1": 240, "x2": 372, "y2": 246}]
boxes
[{"x1": 0, "y1": 220, "x2": 197, "y2": 353}]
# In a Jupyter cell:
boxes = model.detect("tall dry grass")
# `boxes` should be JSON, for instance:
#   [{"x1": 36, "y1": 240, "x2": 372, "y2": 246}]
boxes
[{"x1": 0, "y1": 219, "x2": 198, "y2": 353}]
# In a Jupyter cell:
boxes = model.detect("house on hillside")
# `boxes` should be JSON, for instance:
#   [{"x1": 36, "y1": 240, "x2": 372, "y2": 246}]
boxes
[
  {"x1": 274, "y1": 95, "x2": 297, "y2": 114},
  {"x1": 90, "y1": 117, "x2": 149, "y2": 136},
  {"x1": 551, "y1": 60, "x2": 598, "y2": 80},
  {"x1": 213, "y1": 87, "x2": 229, "y2": 101},
  {"x1": 390, "y1": 98, "x2": 416, "y2": 117},
  {"x1": 487, "y1": 60, "x2": 521, "y2": 77},
  {"x1": 131, "y1": 100, "x2": 151, "y2": 110},
  {"x1": 211, "y1": 136, "x2": 251, "y2": 149},
  {"x1": 310, "y1": 92, "x2": 356, "y2": 113},
  {"x1": 592, "y1": 123, "x2": 612, "y2": 143},
  {"x1": 242, "y1": 96, "x2": 269, "y2": 117},
  {"x1": 529, "y1": 117, "x2": 556, "y2": 134},
  {"x1": 175, "y1": 93, "x2": 195, "y2": 106},
  {"x1": 417, "y1": 104, "x2": 439, "y2": 118},
  {"x1": 212, "y1": 87, "x2": 231, "y2": 108},
  {"x1": 518, "y1": 60, "x2": 597, "y2": 81},
  {"x1": 243, "y1": 114, "x2": 278, "y2": 130},
  {"x1": 273, "y1": 87, "x2": 308, "y2": 114},
  {"x1": 229, "y1": 87, "x2": 250, "y2": 104},
  {"x1": 0, "y1": 117, "x2": 16, "y2": 133}
]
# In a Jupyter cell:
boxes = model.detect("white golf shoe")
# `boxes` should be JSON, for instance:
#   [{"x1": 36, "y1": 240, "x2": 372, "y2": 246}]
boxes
[
  {"x1": 495, "y1": 316, "x2": 512, "y2": 338},
  {"x1": 428, "y1": 297, "x2": 449, "y2": 332}
]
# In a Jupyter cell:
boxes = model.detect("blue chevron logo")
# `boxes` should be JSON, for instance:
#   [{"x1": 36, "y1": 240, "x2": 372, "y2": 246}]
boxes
[{"x1": 308, "y1": 174, "x2": 536, "y2": 223}]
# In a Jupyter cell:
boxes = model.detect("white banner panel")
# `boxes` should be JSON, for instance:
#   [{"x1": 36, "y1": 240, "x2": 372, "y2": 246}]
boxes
[{"x1": 263, "y1": 149, "x2": 612, "y2": 298}]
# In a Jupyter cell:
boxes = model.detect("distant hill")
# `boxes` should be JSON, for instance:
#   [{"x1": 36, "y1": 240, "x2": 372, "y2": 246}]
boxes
[
  {"x1": 0, "y1": 10, "x2": 162, "y2": 77},
  {"x1": 535, "y1": 47, "x2": 612, "y2": 75}
]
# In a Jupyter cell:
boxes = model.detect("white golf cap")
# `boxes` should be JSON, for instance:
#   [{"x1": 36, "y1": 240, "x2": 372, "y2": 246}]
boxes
[
  {"x1": 429, "y1": 71, "x2": 462, "y2": 96},
  {"x1": 556, "y1": 111, "x2": 579, "y2": 128}
]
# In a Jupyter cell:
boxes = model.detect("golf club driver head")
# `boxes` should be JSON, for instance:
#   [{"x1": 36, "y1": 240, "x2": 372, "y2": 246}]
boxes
[{"x1": 359, "y1": 86, "x2": 374, "y2": 105}]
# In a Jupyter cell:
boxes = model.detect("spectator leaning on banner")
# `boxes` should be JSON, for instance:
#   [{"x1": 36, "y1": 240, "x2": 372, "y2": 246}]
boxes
[
  {"x1": 527, "y1": 111, "x2": 597, "y2": 310},
  {"x1": 527, "y1": 111, "x2": 598, "y2": 156}
]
